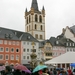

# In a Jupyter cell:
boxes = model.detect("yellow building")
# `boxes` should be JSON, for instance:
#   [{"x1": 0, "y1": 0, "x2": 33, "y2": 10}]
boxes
[{"x1": 39, "y1": 40, "x2": 53, "y2": 61}]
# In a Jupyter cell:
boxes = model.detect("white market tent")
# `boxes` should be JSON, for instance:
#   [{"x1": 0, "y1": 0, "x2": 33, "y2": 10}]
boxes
[{"x1": 45, "y1": 52, "x2": 75, "y2": 64}]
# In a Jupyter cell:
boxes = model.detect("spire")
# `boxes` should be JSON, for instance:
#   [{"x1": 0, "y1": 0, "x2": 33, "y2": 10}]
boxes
[
  {"x1": 25, "y1": 8, "x2": 28, "y2": 12},
  {"x1": 31, "y1": 0, "x2": 39, "y2": 11},
  {"x1": 42, "y1": 6, "x2": 45, "y2": 11}
]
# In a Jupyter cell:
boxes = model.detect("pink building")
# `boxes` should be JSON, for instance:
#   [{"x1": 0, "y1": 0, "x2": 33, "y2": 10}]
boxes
[{"x1": 50, "y1": 35, "x2": 75, "y2": 58}]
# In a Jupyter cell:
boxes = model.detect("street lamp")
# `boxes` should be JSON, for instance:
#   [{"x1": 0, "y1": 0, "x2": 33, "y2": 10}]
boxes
[{"x1": 30, "y1": 41, "x2": 37, "y2": 69}]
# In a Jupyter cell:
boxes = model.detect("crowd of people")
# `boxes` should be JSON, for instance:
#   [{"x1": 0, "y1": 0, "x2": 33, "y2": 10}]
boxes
[
  {"x1": 0, "y1": 66, "x2": 31, "y2": 75},
  {"x1": 32, "y1": 67, "x2": 75, "y2": 75},
  {"x1": 0, "y1": 65, "x2": 75, "y2": 75}
]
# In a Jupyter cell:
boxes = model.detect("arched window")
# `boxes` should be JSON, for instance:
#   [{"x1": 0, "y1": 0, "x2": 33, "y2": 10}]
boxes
[
  {"x1": 29, "y1": 25, "x2": 30, "y2": 30},
  {"x1": 39, "y1": 15, "x2": 42, "y2": 23},
  {"x1": 35, "y1": 24, "x2": 37, "y2": 29},
  {"x1": 27, "y1": 17, "x2": 28, "y2": 24},
  {"x1": 35, "y1": 34, "x2": 38, "y2": 39},
  {"x1": 27, "y1": 26, "x2": 28, "y2": 32},
  {"x1": 29, "y1": 15, "x2": 31, "y2": 23},
  {"x1": 40, "y1": 35, "x2": 42, "y2": 39},
  {"x1": 35, "y1": 14, "x2": 38, "y2": 22},
  {"x1": 41, "y1": 25, "x2": 43, "y2": 30}
]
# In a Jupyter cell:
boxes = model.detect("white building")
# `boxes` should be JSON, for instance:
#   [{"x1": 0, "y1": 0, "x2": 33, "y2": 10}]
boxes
[
  {"x1": 20, "y1": 32, "x2": 42, "y2": 65},
  {"x1": 62, "y1": 25, "x2": 75, "y2": 42}
]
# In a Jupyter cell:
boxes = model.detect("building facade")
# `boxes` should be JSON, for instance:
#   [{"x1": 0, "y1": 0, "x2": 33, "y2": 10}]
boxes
[
  {"x1": 25, "y1": 0, "x2": 45, "y2": 41},
  {"x1": 62, "y1": 25, "x2": 75, "y2": 42},
  {"x1": 39, "y1": 40, "x2": 53, "y2": 61},
  {"x1": 49, "y1": 37, "x2": 66, "y2": 58},
  {"x1": 0, "y1": 27, "x2": 21, "y2": 65},
  {"x1": 20, "y1": 33, "x2": 42, "y2": 65}
]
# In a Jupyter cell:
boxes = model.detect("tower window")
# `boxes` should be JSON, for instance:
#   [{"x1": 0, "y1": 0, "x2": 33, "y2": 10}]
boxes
[
  {"x1": 29, "y1": 15, "x2": 31, "y2": 23},
  {"x1": 35, "y1": 34, "x2": 38, "y2": 39},
  {"x1": 35, "y1": 14, "x2": 38, "y2": 22},
  {"x1": 40, "y1": 35, "x2": 43, "y2": 39},
  {"x1": 35, "y1": 24, "x2": 37, "y2": 30},
  {"x1": 29, "y1": 25, "x2": 30, "y2": 30},
  {"x1": 41, "y1": 25, "x2": 43, "y2": 30},
  {"x1": 39, "y1": 15, "x2": 42, "y2": 23},
  {"x1": 27, "y1": 17, "x2": 28, "y2": 24}
]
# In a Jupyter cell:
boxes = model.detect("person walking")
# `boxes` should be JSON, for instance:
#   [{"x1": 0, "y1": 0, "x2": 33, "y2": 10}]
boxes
[
  {"x1": 4, "y1": 66, "x2": 13, "y2": 75},
  {"x1": 53, "y1": 68, "x2": 57, "y2": 75},
  {"x1": 42, "y1": 68, "x2": 49, "y2": 75},
  {"x1": 13, "y1": 69, "x2": 21, "y2": 75}
]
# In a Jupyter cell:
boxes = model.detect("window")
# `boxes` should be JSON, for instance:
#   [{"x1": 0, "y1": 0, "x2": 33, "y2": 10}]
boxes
[
  {"x1": 60, "y1": 53, "x2": 61, "y2": 55},
  {"x1": 27, "y1": 17, "x2": 28, "y2": 24},
  {"x1": 16, "y1": 49, "x2": 19, "y2": 52},
  {"x1": 0, "y1": 55, "x2": 3, "y2": 60},
  {"x1": 29, "y1": 15, "x2": 31, "y2": 23},
  {"x1": 10, "y1": 55, "x2": 14, "y2": 60},
  {"x1": 70, "y1": 49, "x2": 72, "y2": 51},
  {"x1": 73, "y1": 49, "x2": 75, "y2": 52},
  {"x1": 16, "y1": 55, "x2": 19, "y2": 60},
  {"x1": 39, "y1": 15, "x2": 42, "y2": 22},
  {"x1": 29, "y1": 25, "x2": 30, "y2": 30},
  {"x1": 35, "y1": 24, "x2": 37, "y2": 29},
  {"x1": 66, "y1": 43, "x2": 68, "y2": 46},
  {"x1": 23, "y1": 41, "x2": 26, "y2": 44},
  {"x1": 11, "y1": 48, "x2": 14, "y2": 52},
  {"x1": 40, "y1": 25, "x2": 43, "y2": 30},
  {"x1": 33, "y1": 49, "x2": 36, "y2": 52},
  {"x1": 70, "y1": 43, "x2": 71, "y2": 46},
  {"x1": 27, "y1": 49, "x2": 29, "y2": 52},
  {"x1": 73, "y1": 43, "x2": 74, "y2": 46},
  {"x1": 35, "y1": 34, "x2": 38, "y2": 39},
  {"x1": 0, "y1": 47, "x2": 4, "y2": 52},
  {"x1": 35, "y1": 14, "x2": 38, "y2": 22},
  {"x1": 40, "y1": 35, "x2": 43, "y2": 39},
  {"x1": 13, "y1": 41, "x2": 15, "y2": 45},
  {"x1": 5, "y1": 55, "x2": 9, "y2": 60},
  {"x1": 6, "y1": 48, "x2": 9, "y2": 52},
  {"x1": 8, "y1": 41, "x2": 11, "y2": 45},
  {"x1": 23, "y1": 49, "x2": 26, "y2": 52},
  {"x1": 0, "y1": 40, "x2": 3, "y2": 44},
  {"x1": 56, "y1": 41, "x2": 59, "y2": 44},
  {"x1": 45, "y1": 53, "x2": 52, "y2": 56},
  {"x1": 27, "y1": 42, "x2": 29, "y2": 45},
  {"x1": 23, "y1": 56, "x2": 26, "y2": 59},
  {"x1": 46, "y1": 47, "x2": 51, "y2": 50},
  {"x1": 27, "y1": 56, "x2": 29, "y2": 59},
  {"x1": 67, "y1": 49, "x2": 69, "y2": 52},
  {"x1": 4, "y1": 40, "x2": 7, "y2": 44}
]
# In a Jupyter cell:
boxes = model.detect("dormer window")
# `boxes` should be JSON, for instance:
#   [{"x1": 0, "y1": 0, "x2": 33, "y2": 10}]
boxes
[
  {"x1": 66, "y1": 43, "x2": 68, "y2": 46},
  {"x1": 56, "y1": 41, "x2": 59, "y2": 44},
  {"x1": 5, "y1": 33, "x2": 9, "y2": 38},
  {"x1": 28, "y1": 36, "x2": 30, "y2": 39},
  {"x1": 70, "y1": 43, "x2": 71, "y2": 46},
  {"x1": 73, "y1": 43, "x2": 74, "y2": 46},
  {"x1": 57, "y1": 37, "x2": 59, "y2": 39},
  {"x1": 9, "y1": 34, "x2": 12, "y2": 38}
]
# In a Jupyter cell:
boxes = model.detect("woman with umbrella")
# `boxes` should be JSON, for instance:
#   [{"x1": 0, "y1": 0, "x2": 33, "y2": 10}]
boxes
[{"x1": 42, "y1": 68, "x2": 49, "y2": 75}]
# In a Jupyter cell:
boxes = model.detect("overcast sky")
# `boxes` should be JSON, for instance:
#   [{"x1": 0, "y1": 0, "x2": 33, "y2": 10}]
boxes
[{"x1": 0, "y1": 0, "x2": 75, "y2": 39}]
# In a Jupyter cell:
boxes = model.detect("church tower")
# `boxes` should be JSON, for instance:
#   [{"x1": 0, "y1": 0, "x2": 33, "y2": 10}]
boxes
[{"x1": 25, "y1": 0, "x2": 45, "y2": 41}]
